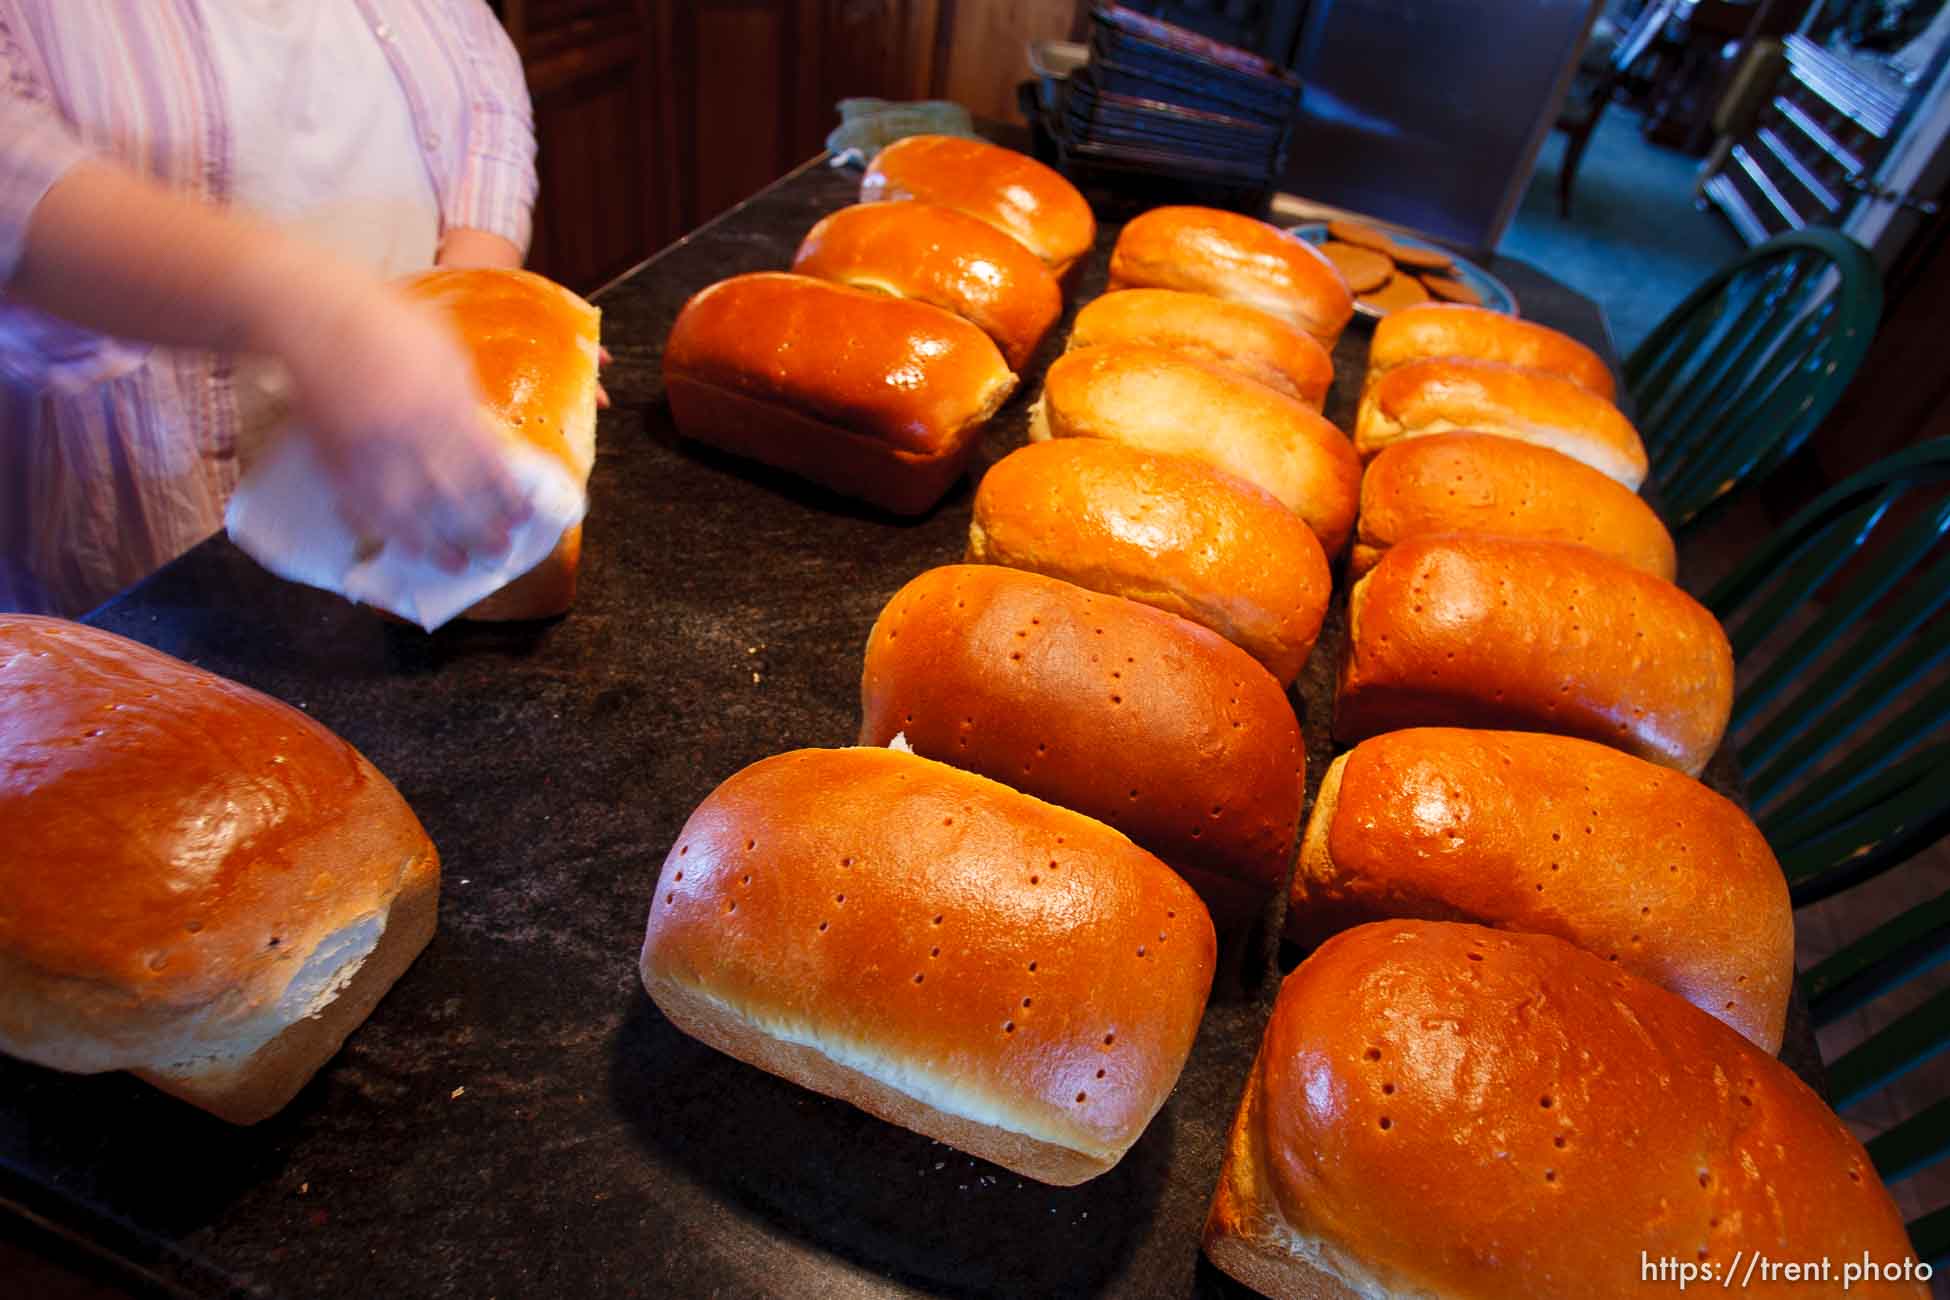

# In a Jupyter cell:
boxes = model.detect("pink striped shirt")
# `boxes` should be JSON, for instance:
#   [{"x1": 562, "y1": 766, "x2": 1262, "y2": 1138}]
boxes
[{"x1": 0, "y1": 0, "x2": 536, "y2": 616}]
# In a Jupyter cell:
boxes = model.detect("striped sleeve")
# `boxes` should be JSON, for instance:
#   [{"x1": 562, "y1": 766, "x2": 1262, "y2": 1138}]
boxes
[
  {"x1": 0, "y1": 9, "x2": 93, "y2": 287},
  {"x1": 433, "y1": 0, "x2": 537, "y2": 254},
  {"x1": 0, "y1": 6, "x2": 148, "y2": 391}
]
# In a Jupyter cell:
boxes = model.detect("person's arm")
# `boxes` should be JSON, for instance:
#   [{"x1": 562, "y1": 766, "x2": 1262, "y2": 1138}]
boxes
[
  {"x1": 437, "y1": 227, "x2": 524, "y2": 270},
  {"x1": 432, "y1": 0, "x2": 538, "y2": 261},
  {"x1": 7, "y1": 158, "x2": 529, "y2": 569}
]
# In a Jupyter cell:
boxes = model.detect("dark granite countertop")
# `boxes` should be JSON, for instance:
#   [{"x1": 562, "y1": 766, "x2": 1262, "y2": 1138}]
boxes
[{"x1": 0, "y1": 152, "x2": 1817, "y2": 1300}]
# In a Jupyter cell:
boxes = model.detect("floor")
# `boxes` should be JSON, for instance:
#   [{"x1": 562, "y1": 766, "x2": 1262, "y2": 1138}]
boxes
[
  {"x1": 1500, "y1": 104, "x2": 1745, "y2": 357},
  {"x1": 1508, "y1": 102, "x2": 1950, "y2": 1272}
]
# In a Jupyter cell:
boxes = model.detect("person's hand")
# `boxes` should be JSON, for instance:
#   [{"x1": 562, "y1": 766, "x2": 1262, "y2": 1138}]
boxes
[{"x1": 265, "y1": 279, "x2": 533, "y2": 573}]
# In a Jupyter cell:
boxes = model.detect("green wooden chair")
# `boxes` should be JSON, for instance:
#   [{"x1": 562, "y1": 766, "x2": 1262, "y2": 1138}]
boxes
[
  {"x1": 1705, "y1": 437, "x2": 1950, "y2": 1266},
  {"x1": 1626, "y1": 228, "x2": 1883, "y2": 530}
]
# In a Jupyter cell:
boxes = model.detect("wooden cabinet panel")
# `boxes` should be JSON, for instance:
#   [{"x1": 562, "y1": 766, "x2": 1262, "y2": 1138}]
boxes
[
  {"x1": 934, "y1": 0, "x2": 1085, "y2": 123},
  {"x1": 508, "y1": 2, "x2": 675, "y2": 291},
  {"x1": 506, "y1": 0, "x2": 1090, "y2": 283}
]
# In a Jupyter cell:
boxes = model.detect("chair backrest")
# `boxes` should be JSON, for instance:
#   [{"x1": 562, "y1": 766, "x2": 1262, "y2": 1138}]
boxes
[
  {"x1": 1707, "y1": 439, "x2": 1950, "y2": 1266},
  {"x1": 1706, "y1": 437, "x2": 1950, "y2": 898},
  {"x1": 1626, "y1": 228, "x2": 1883, "y2": 530}
]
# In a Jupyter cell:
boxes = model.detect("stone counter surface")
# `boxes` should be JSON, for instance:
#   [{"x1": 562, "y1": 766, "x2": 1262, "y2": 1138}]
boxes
[{"x1": 0, "y1": 154, "x2": 1814, "y2": 1300}]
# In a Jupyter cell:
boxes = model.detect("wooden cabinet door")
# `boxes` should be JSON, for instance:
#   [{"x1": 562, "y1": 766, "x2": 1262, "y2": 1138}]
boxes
[
  {"x1": 659, "y1": 0, "x2": 939, "y2": 231},
  {"x1": 509, "y1": 1, "x2": 679, "y2": 292}
]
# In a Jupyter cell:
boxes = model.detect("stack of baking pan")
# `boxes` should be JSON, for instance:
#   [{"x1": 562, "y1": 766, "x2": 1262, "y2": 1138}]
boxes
[{"x1": 1037, "y1": 5, "x2": 1300, "y2": 203}]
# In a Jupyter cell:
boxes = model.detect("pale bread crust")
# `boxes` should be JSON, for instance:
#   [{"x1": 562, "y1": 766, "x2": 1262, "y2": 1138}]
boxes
[
  {"x1": 861, "y1": 135, "x2": 1094, "y2": 278},
  {"x1": 1354, "y1": 357, "x2": 1647, "y2": 489},
  {"x1": 858, "y1": 567, "x2": 1305, "y2": 924},
  {"x1": 1288, "y1": 732, "x2": 1793, "y2": 1051},
  {"x1": 1106, "y1": 206, "x2": 1355, "y2": 349},
  {"x1": 1202, "y1": 1048, "x2": 1372, "y2": 1300},
  {"x1": 1351, "y1": 434, "x2": 1675, "y2": 582},
  {"x1": 1366, "y1": 302, "x2": 1615, "y2": 400},
  {"x1": 136, "y1": 849, "x2": 438, "y2": 1124},
  {"x1": 1336, "y1": 535, "x2": 1733, "y2": 776},
  {"x1": 396, "y1": 269, "x2": 600, "y2": 622},
  {"x1": 0, "y1": 617, "x2": 440, "y2": 1124},
  {"x1": 638, "y1": 748, "x2": 1216, "y2": 1185},
  {"x1": 1067, "y1": 289, "x2": 1334, "y2": 409},
  {"x1": 967, "y1": 439, "x2": 1331, "y2": 684},
  {"x1": 1206, "y1": 922, "x2": 1927, "y2": 1299},
  {"x1": 792, "y1": 200, "x2": 1062, "y2": 372},
  {"x1": 1036, "y1": 344, "x2": 1360, "y2": 557},
  {"x1": 646, "y1": 969, "x2": 1114, "y2": 1186}
]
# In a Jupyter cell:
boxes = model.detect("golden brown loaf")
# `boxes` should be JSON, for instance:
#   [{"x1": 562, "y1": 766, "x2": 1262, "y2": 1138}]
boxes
[
  {"x1": 968, "y1": 440, "x2": 1331, "y2": 685},
  {"x1": 1107, "y1": 206, "x2": 1355, "y2": 348},
  {"x1": 0, "y1": 616, "x2": 439, "y2": 1124},
  {"x1": 1290, "y1": 729, "x2": 1793, "y2": 1050},
  {"x1": 1367, "y1": 302, "x2": 1615, "y2": 400},
  {"x1": 1202, "y1": 922, "x2": 1925, "y2": 1299},
  {"x1": 1336, "y1": 534, "x2": 1734, "y2": 776},
  {"x1": 858, "y1": 566, "x2": 1304, "y2": 924},
  {"x1": 662, "y1": 272, "x2": 1016, "y2": 515},
  {"x1": 638, "y1": 746, "x2": 1215, "y2": 1185},
  {"x1": 398, "y1": 267, "x2": 601, "y2": 620},
  {"x1": 1032, "y1": 343, "x2": 1361, "y2": 556},
  {"x1": 791, "y1": 200, "x2": 1062, "y2": 372},
  {"x1": 1356, "y1": 356, "x2": 1648, "y2": 489},
  {"x1": 861, "y1": 134, "x2": 1096, "y2": 278},
  {"x1": 1352, "y1": 433, "x2": 1677, "y2": 580},
  {"x1": 1067, "y1": 288, "x2": 1334, "y2": 409}
]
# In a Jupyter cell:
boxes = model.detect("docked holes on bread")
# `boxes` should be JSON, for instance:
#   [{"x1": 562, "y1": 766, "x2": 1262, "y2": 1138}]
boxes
[
  {"x1": 1032, "y1": 344, "x2": 1361, "y2": 557},
  {"x1": 1202, "y1": 922, "x2": 1925, "y2": 1300},
  {"x1": 861, "y1": 134, "x2": 1095, "y2": 280},
  {"x1": 792, "y1": 200, "x2": 1062, "y2": 372},
  {"x1": 1067, "y1": 289, "x2": 1333, "y2": 409},
  {"x1": 398, "y1": 267, "x2": 601, "y2": 620},
  {"x1": 969, "y1": 440, "x2": 1330, "y2": 685},
  {"x1": 1337, "y1": 534, "x2": 1734, "y2": 776},
  {"x1": 1291, "y1": 729, "x2": 1793, "y2": 1050},
  {"x1": 1355, "y1": 356, "x2": 1648, "y2": 489},
  {"x1": 1368, "y1": 300, "x2": 1615, "y2": 400},
  {"x1": 1352, "y1": 433, "x2": 1677, "y2": 580},
  {"x1": 858, "y1": 565, "x2": 1304, "y2": 925},
  {"x1": 0, "y1": 616, "x2": 439, "y2": 1125},
  {"x1": 662, "y1": 272, "x2": 1016, "y2": 516},
  {"x1": 638, "y1": 747, "x2": 1215, "y2": 1186},
  {"x1": 1107, "y1": 206, "x2": 1356, "y2": 350}
]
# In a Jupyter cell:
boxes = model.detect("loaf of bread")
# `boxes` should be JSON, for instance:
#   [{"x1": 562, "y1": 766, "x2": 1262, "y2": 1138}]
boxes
[
  {"x1": 792, "y1": 200, "x2": 1061, "y2": 372},
  {"x1": 0, "y1": 616, "x2": 439, "y2": 1124},
  {"x1": 638, "y1": 746, "x2": 1215, "y2": 1185},
  {"x1": 859, "y1": 566, "x2": 1304, "y2": 924},
  {"x1": 861, "y1": 134, "x2": 1095, "y2": 279},
  {"x1": 968, "y1": 440, "x2": 1330, "y2": 685},
  {"x1": 663, "y1": 272, "x2": 1016, "y2": 515},
  {"x1": 1107, "y1": 206, "x2": 1355, "y2": 349},
  {"x1": 1352, "y1": 433, "x2": 1676, "y2": 580},
  {"x1": 407, "y1": 267, "x2": 600, "y2": 620},
  {"x1": 1367, "y1": 301, "x2": 1615, "y2": 399},
  {"x1": 1356, "y1": 356, "x2": 1648, "y2": 489},
  {"x1": 1031, "y1": 344, "x2": 1361, "y2": 556},
  {"x1": 1291, "y1": 728, "x2": 1792, "y2": 1049},
  {"x1": 1337, "y1": 535, "x2": 1734, "y2": 775},
  {"x1": 1067, "y1": 288, "x2": 1333, "y2": 409},
  {"x1": 1203, "y1": 921, "x2": 1925, "y2": 1299}
]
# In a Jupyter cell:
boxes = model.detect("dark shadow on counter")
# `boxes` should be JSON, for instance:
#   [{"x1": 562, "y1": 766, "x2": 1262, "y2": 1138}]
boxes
[{"x1": 607, "y1": 993, "x2": 1176, "y2": 1298}]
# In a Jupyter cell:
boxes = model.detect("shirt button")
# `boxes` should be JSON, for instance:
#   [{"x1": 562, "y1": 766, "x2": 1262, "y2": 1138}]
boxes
[
  {"x1": 374, "y1": 22, "x2": 393, "y2": 40},
  {"x1": 424, "y1": 131, "x2": 442, "y2": 150}
]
